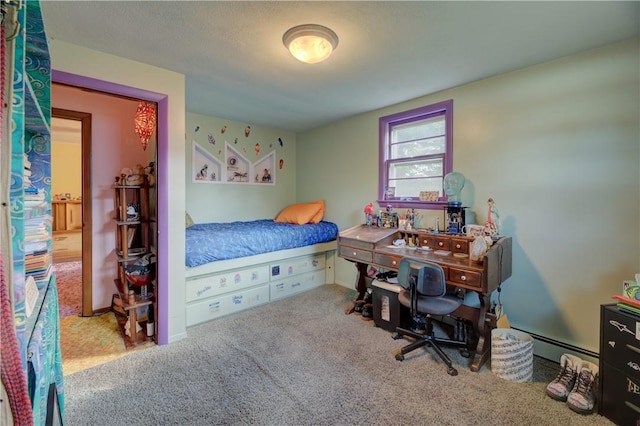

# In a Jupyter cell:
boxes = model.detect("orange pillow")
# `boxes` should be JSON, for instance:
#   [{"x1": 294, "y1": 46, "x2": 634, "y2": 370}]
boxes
[
  {"x1": 309, "y1": 199, "x2": 325, "y2": 224},
  {"x1": 275, "y1": 200, "x2": 324, "y2": 225}
]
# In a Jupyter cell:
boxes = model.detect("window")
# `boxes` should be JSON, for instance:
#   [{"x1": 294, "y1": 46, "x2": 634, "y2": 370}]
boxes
[{"x1": 378, "y1": 99, "x2": 453, "y2": 209}]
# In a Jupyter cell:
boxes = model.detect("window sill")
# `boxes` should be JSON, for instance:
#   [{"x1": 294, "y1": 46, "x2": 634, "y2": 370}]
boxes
[{"x1": 376, "y1": 199, "x2": 447, "y2": 210}]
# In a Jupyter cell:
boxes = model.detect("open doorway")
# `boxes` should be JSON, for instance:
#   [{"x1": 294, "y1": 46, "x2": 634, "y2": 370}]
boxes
[{"x1": 51, "y1": 108, "x2": 93, "y2": 317}]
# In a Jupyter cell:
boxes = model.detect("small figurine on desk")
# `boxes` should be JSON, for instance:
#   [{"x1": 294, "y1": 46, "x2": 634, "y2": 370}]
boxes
[
  {"x1": 485, "y1": 198, "x2": 501, "y2": 235},
  {"x1": 364, "y1": 202, "x2": 374, "y2": 227},
  {"x1": 407, "y1": 209, "x2": 415, "y2": 230}
]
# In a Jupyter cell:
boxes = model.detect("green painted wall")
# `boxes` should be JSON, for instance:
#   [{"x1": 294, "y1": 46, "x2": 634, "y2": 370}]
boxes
[
  {"x1": 186, "y1": 112, "x2": 297, "y2": 223},
  {"x1": 296, "y1": 38, "x2": 640, "y2": 358}
]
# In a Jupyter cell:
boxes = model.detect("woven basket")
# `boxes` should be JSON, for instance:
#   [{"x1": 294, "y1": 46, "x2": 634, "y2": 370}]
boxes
[{"x1": 491, "y1": 328, "x2": 534, "y2": 383}]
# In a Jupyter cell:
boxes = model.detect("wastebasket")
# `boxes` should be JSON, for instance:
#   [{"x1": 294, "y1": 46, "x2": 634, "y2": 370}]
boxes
[
  {"x1": 371, "y1": 279, "x2": 410, "y2": 332},
  {"x1": 491, "y1": 328, "x2": 534, "y2": 383}
]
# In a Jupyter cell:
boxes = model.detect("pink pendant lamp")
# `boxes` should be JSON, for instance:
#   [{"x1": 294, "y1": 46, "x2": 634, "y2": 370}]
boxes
[{"x1": 134, "y1": 102, "x2": 156, "y2": 151}]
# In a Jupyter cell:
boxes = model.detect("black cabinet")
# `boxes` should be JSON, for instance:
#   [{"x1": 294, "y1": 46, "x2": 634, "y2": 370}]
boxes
[{"x1": 599, "y1": 304, "x2": 640, "y2": 425}]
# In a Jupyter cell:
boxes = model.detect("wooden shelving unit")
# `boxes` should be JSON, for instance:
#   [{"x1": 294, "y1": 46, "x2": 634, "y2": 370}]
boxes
[
  {"x1": 113, "y1": 176, "x2": 156, "y2": 348},
  {"x1": 113, "y1": 278, "x2": 154, "y2": 349}
]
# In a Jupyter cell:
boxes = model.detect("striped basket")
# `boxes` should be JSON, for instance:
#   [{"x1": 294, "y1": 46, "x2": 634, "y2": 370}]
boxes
[{"x1": 491, "y1": 328, "x2": 534, "y2": 383}]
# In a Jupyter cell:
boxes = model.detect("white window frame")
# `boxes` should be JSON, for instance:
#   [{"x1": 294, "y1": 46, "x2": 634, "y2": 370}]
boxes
[{"x1": 378, "y1": 99, "x2": 453, "y2": 210}]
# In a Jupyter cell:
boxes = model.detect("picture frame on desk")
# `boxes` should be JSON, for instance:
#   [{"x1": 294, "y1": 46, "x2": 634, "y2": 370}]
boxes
[{"x1": 378, "y1": 211, "x2": 398, "y2": 228}]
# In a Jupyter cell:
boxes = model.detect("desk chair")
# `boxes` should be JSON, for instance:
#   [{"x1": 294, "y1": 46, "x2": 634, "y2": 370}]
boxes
[{"x1": 392, "y1": 258, "x2": 469, "y2": 376}]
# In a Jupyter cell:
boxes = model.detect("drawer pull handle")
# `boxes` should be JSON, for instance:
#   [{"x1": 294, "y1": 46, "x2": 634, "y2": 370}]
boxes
[
  {"x1": 353, "y1": 252, "x2": 357, "y2": 256},
  {"x1": 626, "y1": 344, "x2": 640, "y2": 355},
  {"x1": 456, "y1": 244, "x2": 461, "y2": 249},
  {"x1": 460, "y1": 275, "x2": 466, "y2": 281},
  {"x1": 392, "y1": 260, "x2": 397, "y2": 265},
  {"x1": 438, "y1": 242, "x2": 444, "y2": 247},
  {"x1": 625, "y1": 401, "x2": 640, "y2": 414}
]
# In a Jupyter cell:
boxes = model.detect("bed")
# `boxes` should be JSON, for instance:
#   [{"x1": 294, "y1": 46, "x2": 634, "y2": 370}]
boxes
[
  {"x1": 185, "y1": 219, "x2": 339, "y2": 268},
  {"x1": 184, "y1": 217, "x2": 339, "y2": 327}
]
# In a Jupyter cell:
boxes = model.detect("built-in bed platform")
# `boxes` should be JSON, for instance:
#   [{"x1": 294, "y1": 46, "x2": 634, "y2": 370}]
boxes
[{"x1": 185, "y1": 220, "x2": 338, "y2": 326}]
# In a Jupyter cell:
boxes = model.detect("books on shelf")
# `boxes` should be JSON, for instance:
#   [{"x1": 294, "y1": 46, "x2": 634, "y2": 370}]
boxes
[
  {"x1": 617, "y1": 303, "x2": 640, "y2": 316},
  {"x1": 612, "y1": 294, "x2": 640, "y2": 317},
  {"x1": 25, "y1": 251, "x2": 51, "y2": 270},
  {"x1": 26, "y1": 263, "x2": 52, "y2": 287},
  {"x1": 613, "y1": 294, "x2": 640, "y2": 308}
]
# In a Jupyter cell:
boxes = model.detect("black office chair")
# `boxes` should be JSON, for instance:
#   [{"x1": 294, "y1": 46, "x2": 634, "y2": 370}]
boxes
[{"x1": 392, "y1": 258, "x2": 469, "y2": 376}]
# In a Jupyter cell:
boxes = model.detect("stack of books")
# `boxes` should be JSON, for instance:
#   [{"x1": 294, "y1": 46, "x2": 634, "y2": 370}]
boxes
[
  {"x1": 613, "y1": 279, "x2": 640, "y2": 316},
  {"x1": 23, "y1": 184, "x2": 52, "y2": 286}
]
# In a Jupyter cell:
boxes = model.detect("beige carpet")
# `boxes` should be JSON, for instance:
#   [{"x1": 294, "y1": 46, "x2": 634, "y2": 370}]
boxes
[{"x1": 62, "y1": 284, "x2": 612, "y2": 425}]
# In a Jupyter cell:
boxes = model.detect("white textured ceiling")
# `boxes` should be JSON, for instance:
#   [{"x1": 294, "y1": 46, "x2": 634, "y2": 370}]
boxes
[{"x1": 42, "y1": 1, "x2": 639, "y2": 134}]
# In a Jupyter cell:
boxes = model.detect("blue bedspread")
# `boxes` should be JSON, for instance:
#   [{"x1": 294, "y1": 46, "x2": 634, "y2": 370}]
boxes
[{"x1": 185, "y1": 219, "x2": 339, "y2": 268}]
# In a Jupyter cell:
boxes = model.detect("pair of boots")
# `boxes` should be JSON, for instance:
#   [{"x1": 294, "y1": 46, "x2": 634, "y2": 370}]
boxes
[{"x1": 546, "y1": 353, "x2": 598, "y2": 414}]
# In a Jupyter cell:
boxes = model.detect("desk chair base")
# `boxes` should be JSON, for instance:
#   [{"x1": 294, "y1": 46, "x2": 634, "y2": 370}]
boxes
[{"x1": 393, "y1": 316, "x2": 470, "y2": 376}]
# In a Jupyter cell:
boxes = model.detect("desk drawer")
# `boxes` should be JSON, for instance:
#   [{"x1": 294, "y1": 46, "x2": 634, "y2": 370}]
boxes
[
  {"x1": 448, "y1": 268, "x2": 481, "y2": 288},
  {"x1": 417, "y1": 235, "x2": 435, "y2": 250},
  {"x1": 450, "y1": 238, "x2": 469, "y2": 254},
  {"x1": 434, "y1": 236, "x2": 451, "y2": 251},
  {"x1": 373, "y1": 252, "x2": 402, "y2": 270},
  {"x1": 339, "y1": 246, "x2": 373, "y2": 263}
]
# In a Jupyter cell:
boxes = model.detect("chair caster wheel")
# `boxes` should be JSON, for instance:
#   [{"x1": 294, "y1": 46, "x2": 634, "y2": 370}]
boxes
[
  {"x1": 392, "y1": 332, "x2": 402, "y2": 340},
  {"x1": 447, "y1": 367, "x2": 458, "y2": 376},
  {"x1": 460, "y1": 349, "x2": 470, "y2": 358},
  {"x1": 395, "y1": 353, "x2": 405, "y2": 361}
]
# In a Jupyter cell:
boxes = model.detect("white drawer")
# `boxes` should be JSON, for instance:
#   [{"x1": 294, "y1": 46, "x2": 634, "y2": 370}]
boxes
[
  {"x1": 270, "y1": 254, "x2": 325, "y2": 280},
  {"x1": 270, "y1": 270, "x2": 325, "y2": 301},
  {"x1": 186, "y1": 284, "x2": 269, "y2": 327},
  {"x1": 186, "y1": 265, "x2": 269, "y2": 302}
]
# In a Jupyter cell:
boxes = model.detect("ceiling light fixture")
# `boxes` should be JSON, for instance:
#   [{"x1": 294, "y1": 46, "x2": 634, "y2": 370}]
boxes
[{"x1": 283, "y1": 24, "x2": 338, "y2": 64}]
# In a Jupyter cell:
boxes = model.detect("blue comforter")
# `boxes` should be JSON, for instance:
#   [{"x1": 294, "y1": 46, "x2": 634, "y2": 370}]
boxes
[{"x1": 185, "y1": 219, "x2": 339, "y2": 268}]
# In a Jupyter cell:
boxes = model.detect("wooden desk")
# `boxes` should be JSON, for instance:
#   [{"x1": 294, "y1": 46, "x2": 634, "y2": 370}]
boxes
[{"x1": 338, "y1": 225, "x2": 512, "y2": 372}]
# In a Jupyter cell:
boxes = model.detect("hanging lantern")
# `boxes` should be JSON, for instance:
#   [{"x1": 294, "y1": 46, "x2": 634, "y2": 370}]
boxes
[{"x1": 134, "y1": 102, "x2": 156, "y2": 151}]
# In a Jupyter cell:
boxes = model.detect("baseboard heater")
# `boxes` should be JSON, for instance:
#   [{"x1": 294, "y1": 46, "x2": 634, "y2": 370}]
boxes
[{"x1": 510, "y1": 326, "x2": 599, "y2": 361}]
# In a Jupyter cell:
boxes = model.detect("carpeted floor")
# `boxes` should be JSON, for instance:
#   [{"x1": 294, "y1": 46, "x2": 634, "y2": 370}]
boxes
[{"x1": 62, "y1": 284, "x2": 614, "y2": 425}]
